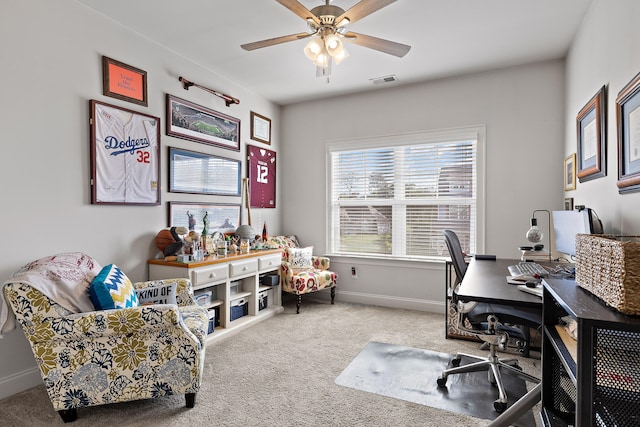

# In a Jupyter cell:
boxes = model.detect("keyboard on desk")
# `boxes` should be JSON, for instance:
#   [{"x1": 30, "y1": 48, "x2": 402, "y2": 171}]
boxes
[{"x1": 508, "y1": 262, "x2": 548, "y2": 277}]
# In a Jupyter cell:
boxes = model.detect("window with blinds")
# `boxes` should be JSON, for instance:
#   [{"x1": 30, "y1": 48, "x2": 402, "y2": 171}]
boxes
[{"x1": 327, "y1": 127, "x2": 483, "y2": 259}]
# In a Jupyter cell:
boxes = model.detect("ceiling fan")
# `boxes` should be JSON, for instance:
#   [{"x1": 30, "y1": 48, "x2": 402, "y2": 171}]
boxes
[{"x1": 241, "y1": 0, "x2": 411, "y2": 76}]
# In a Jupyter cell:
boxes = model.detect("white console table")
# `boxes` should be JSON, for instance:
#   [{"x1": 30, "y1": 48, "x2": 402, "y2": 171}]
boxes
[{"x1": 148, "y1": 249, "x2": 283, "y2": 343}]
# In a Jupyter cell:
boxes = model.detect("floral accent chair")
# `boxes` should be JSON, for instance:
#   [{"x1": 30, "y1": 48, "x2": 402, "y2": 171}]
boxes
[
  {"x1": 2, "y1": 252, "x2": 207, "y2": 423},
  {"x1": 268, "y1": 236, "x2": 337, "y2": 314}
]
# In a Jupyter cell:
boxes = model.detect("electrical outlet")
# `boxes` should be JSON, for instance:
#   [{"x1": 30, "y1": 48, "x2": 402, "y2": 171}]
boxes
[{"x1": 351, "y1": 267, "x2": 357, "y2": 278}]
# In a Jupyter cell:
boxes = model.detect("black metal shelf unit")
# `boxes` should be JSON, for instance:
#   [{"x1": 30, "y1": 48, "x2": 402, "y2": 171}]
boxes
[{"x1": 541, "y1": 279, "x2": 640, "y2": 427}]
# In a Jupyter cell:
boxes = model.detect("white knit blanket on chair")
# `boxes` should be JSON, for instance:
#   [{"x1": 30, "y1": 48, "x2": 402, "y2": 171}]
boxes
[{"x1": 0, "y1": 252, "x2": 100, "y2": 337}]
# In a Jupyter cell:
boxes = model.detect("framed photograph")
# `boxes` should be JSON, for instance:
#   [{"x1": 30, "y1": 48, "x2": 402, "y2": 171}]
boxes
[
  {"x1": 616, "y1": 72, "x2": 640, "y2": 193},
  {"x1": 248, "y1": 145, "x2": 276, "y2": 208},
  {"x1": 169, "y1": 147, "x2": 241, "y2": 196},
  {"x1": 564, "y1": 198, "x2": 574, "y2": 211},
  {"x1": 102, "y1": 56, "x2": 148, "y2": 106},
  {"x1": 250, "y1": 111, "x2": 271, "y2": 145},
  {"x1": 576, "y1": 85, "x2": 606, "y2": 182},
  {"x1": 168, "y1": 202, "x2": 240, "y2": 234},
  {"x1": 564, "y1": 153, "x2": 576, "y2": 191},
  {"x1": 167, "y1": 94, "x2": 240, "y2": 151},
  {"x1": 90, "y1": 100, "x2": 160, "y2": 205}
]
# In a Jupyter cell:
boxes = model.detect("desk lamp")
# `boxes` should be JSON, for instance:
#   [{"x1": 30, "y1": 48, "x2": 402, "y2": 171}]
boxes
[{"x1": 524, "y1": 209, "x2": 552, "y2": 262}]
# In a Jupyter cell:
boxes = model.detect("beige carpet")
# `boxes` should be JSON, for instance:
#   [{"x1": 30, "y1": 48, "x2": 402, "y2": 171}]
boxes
[{"x1": 0, "y1": 295, "x2": 542, "y2": 426}]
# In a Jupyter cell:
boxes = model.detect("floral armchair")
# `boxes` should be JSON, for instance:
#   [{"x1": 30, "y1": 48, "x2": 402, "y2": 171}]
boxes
[
  {"x1": 268, "y1": 236, "x2": 337, "y2": 314},
  {"x1": 2, "y1": 253, "x2": 208, "y2": 423}
]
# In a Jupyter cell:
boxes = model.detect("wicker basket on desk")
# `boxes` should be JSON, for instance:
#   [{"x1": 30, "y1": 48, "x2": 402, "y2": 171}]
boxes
[{"x1": 575, "y1": 234, "x2": 640, "y2": 315}]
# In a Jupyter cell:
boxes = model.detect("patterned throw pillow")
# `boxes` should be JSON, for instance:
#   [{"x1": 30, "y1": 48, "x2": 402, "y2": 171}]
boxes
[
  {"x1": 135, "y1": 282, "x2": 177, "y2": 305},
  {"x1": 89, "y1": 264, "x2": 139, "y2": 310},
  {"x1": 287, "y1": 246, "x2": 314, "y2": 268}
]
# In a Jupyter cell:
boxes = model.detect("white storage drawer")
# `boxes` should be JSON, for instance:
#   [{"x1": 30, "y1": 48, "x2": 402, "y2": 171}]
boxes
[
  {"x1": 191, "y1": 264, "x2": 228, "y2": 286},
  {"x1": 229, "y1": 259, "x2": 258, "y2": 277},
  {"x1": 258, "y1": 253, "x2": 282, "y2": 271}
]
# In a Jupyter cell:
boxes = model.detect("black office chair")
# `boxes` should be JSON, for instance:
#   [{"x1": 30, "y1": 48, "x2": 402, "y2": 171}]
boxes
[{"x1": 437, "y1": 229, "x2": 541, "y2": 412}]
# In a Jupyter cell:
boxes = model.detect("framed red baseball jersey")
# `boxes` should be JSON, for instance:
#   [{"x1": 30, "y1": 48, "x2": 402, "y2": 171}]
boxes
[{"x1": 248, "y1": 145, "x2": 276, "y2": 208}]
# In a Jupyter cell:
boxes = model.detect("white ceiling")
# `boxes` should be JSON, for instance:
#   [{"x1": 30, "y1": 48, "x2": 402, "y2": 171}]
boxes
[{"x1": 77, "y1": 0, "x2": 593, "y2": 106}]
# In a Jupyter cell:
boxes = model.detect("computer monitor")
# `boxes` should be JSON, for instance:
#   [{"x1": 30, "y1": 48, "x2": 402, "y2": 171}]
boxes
[{"x1": 552, "y1": 209, "x2": 600, "y2": 257}]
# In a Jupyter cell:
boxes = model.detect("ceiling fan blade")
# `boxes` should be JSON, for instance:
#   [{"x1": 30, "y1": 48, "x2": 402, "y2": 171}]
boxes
[
  {"x1": 241, "y1": 32, "x2": 311, "y2": 51},
  {"x1": 276, "y1": 0, "x2": 320, "y2": 25},
  {"x1": 343, "y1": 31, "x2": 411, "y2": 57},
  {"x1": 337, "y1": 0, "x2": 397, "y2": 25}
]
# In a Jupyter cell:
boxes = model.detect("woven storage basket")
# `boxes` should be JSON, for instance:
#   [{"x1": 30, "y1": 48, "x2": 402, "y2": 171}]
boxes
[{"x1": 575, "y1": 234, "x2": 640, "y2": 315}]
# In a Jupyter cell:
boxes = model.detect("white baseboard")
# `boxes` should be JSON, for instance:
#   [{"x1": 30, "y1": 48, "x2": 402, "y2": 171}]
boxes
[
  {"x1": 304, "y1": 290, "x2": 445, "y2": 313},
  {"x1": 0, "y1": 366, "x2": 41, "y2": 400}
]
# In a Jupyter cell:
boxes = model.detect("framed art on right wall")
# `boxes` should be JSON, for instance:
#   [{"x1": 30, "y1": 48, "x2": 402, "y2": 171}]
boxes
[
  {"x1": 564, "y1": 153, "x2": 576, "y2": 191},
  {"x1": 564, "y1": 197, "x2": 574, "y2": 210},
  {"x1": 616, "y1": 71, "x2": 640, "y2": 194},
  {"x1": 576, "y1": 85, "x2": 606, "y2": 182}
]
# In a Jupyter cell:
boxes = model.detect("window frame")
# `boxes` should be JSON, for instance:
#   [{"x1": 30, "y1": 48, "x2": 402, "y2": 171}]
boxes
[{"x1": 325, "y1": 125, "x2": 486, "y2": 261}]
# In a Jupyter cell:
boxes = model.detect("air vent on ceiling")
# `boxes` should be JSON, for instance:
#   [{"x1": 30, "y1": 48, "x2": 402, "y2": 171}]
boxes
[{"x1": 370, "y1": 75, "x2": 399, "y2": 85}]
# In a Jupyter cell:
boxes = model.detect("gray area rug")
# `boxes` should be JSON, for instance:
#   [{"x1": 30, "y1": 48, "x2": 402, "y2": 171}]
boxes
[{"x1": 336, "y1": 341, "x2": 535, "y2": 427}]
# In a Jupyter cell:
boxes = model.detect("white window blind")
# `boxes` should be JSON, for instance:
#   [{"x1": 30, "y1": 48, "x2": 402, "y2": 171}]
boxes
[{"x1": 327, "y1": 127, "x2": 483, "y2": 259}]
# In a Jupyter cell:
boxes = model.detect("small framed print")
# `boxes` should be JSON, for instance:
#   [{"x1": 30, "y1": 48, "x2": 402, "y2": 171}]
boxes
[
  {"x1": 102, "y1": 56, "x2": 148, "y2": 106},
  {"x1": 616, "y1": 71, "x2": 640, "y2": 194},
  {"x1": 250, "y1": 111, "x2": 271, "y2": 145},
  {"x1": 90, "y1": 100, "x2": 160, "y2": 205},
  {"x1": 564, "y1": 197, "x2": 574, "y2": 211},
  {"x1": 564, "y1": 153, "x2": 576, "y2": 191},
  {"x1": 576, "y1": 85, "x2": 606, "y2": 182}
]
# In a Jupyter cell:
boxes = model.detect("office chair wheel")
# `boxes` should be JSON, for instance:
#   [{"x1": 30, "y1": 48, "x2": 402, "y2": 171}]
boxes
[
  {"x1": 493, "y1": 400, "x2": 507, "y2": 413},
  {"x1": 436, "y1": 375, "x2": 447, "y2": 387},
  {"x1": 451, "y1": 356, "x2": 461, "y2": 367}
]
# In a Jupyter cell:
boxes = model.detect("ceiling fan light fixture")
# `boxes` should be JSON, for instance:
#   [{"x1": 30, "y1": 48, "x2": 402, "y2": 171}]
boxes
[
  {"x1": 304, "y1": 37, "x2": 324, "y2": 61},
  {"x1": 313, "y1": 48, "x2": 331, "y2": 68},
  {"x1": 324, "y1": 33, "x2": 343, "y2": 56},
  {"x1": 332, "y1": 45, "x2": 349, "y2": 65},
  {"x1": 243, "y1": 0, "x2": 411, "y2": 79}
]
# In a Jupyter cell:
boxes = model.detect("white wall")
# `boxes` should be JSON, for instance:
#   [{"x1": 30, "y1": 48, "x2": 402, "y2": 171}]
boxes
[
  {"x1": 0, "y1": 0, "x2": 280, "y2": 398},
  {"x1": 564, "y1": 0, "x2": 640, "y2": 232},
  {"x1": 281, "y1": 61, "x2": 565, "y2": 310}
]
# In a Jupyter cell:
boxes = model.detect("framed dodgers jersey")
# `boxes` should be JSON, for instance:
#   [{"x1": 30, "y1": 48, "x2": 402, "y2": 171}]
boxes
[{"x1": 90, "y1": 100, "x2": 160, "y2": 205}]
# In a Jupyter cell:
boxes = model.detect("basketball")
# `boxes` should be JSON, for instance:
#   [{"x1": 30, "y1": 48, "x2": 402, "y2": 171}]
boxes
[{"x1": 155, "y1": 229, "x2": 176, "y2": 253}]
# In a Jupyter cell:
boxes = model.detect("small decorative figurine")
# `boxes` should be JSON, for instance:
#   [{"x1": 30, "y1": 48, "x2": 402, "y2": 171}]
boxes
[
  {"x1": 202, "y1": 211, "x2": 209, "y2": 236},
  {"x1": 187, "y1": 211, "x2": 196, "y2": 231}
]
